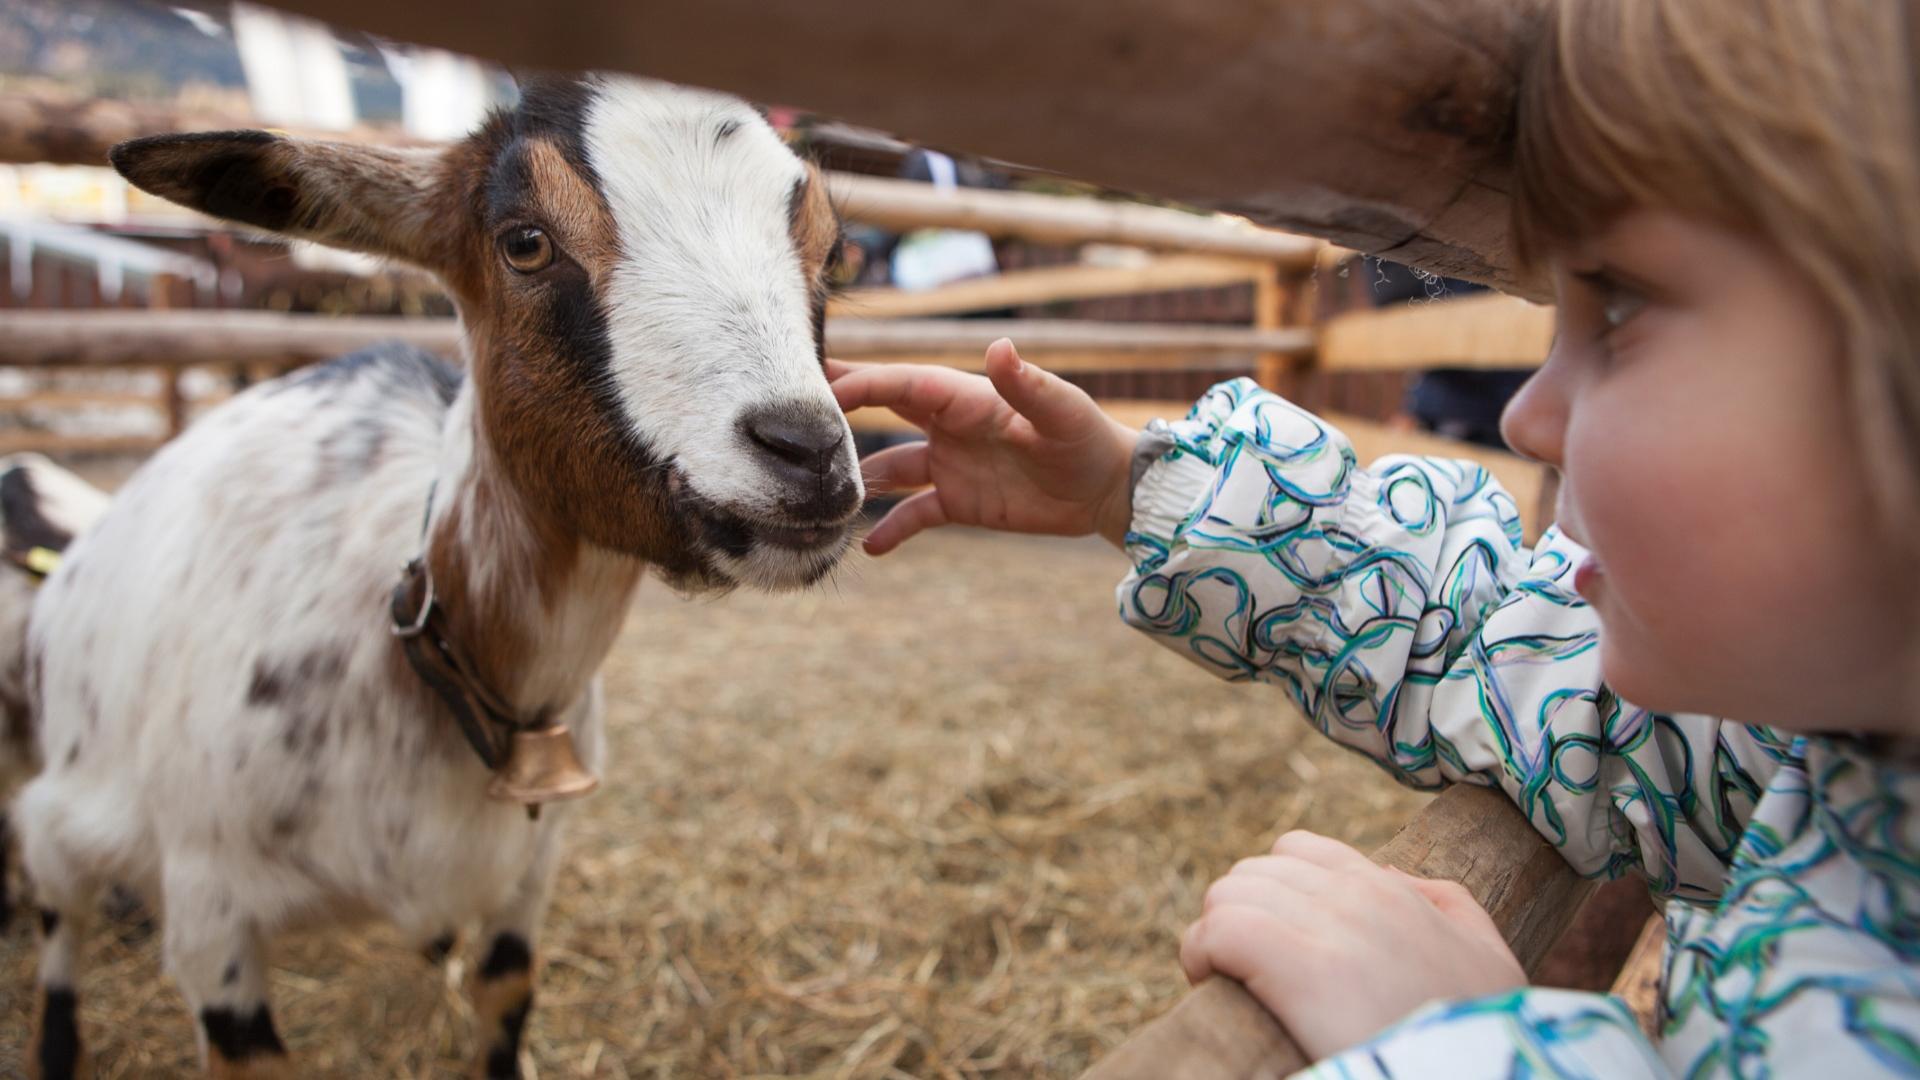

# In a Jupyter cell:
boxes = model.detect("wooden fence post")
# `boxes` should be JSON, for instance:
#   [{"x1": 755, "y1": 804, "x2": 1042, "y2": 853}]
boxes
[{"x1": 148, "y1": 272, "x2": 188, "y2": 439}]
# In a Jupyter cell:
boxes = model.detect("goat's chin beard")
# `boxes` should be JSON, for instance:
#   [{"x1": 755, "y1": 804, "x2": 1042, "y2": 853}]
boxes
[
  {"x1": 661, "y1": 469, "x2": 856, "y2": 593},
  {"x1": 651, "y1": 533, "x2": 850, "y2": 595},
  {"x1": 708, "y1": 531, "x2": 853, "y2": 593}
]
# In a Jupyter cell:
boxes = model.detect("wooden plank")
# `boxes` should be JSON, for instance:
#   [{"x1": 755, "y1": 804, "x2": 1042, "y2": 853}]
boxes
[
  {"x1": 0, "y1": 431, "x2": 163, "y2": 455},
  {"x1": 1251, "y1": 270, "x2": 1289, "y2": 392},
  {"x1": 1320, "y1": 293, "x2": 1555, "y2": 372},
  {"x1": 0, "y1": 311, "x2": 1311, "y2": 367},
  {"x1": 828, "y1": 177, "x2": 1318, "y2": 265},
  {"x1": 828, "y1": 255, "x2": 1274, "y2": 319},
  {"x1": 1078, "y1": 785, "x2": 1593, "y2": 1079},
  {"x1": 255, "y1": 0, "x2": 1548, "y2": 296},
  {"x1": 1611, "y1": 915, "x2": 1667, "y2": 1039},
  {"x1": 0, "y1": 389, "x2": 181, "y2": 410},
  {"x1": 0, "y1": 310, "x2": 461, "y2": 368}
]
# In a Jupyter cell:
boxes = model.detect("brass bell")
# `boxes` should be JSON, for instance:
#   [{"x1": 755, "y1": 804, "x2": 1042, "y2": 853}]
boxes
[{"x1": 487, "y1": 725, "x2": 599, "y2": 810}]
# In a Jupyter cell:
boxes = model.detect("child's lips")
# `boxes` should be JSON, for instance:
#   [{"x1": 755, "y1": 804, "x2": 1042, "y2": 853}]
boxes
[{"x1": 1574, "y1": 555, "x2": 1605, "y2": 597}]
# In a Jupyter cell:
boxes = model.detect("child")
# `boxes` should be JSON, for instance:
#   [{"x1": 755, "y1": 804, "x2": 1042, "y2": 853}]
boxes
[{"x1": 827, "y1": 1, "x2": 1920, "y2": 1073}]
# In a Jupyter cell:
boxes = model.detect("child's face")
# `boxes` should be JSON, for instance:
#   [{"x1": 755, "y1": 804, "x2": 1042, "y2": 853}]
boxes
[{"x1": 1501, "y1": 211, "x2": 1920, "y2": 733}]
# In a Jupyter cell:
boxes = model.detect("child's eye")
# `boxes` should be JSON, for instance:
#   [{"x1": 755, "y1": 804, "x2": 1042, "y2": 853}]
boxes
[
  {"x1": 1571, "y1": 269, "x2": 1648, "y2": 342},
  {"x1": 1600, "y1": 287, "x2": 1646, "y2": 334}
]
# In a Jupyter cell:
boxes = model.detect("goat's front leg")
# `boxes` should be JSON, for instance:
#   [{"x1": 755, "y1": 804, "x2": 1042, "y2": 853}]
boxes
[
  {"x1": 469, "y1": 822, "x2": 565, "y2": 1080},
  {"x1": 162, "y1": 863, "x2": 290, "y2": 1079}
]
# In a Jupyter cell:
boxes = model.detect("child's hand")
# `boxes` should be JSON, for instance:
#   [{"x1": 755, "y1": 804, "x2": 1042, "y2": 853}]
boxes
[
  {"x1": 1180, "y1": 830, "x2": 1526, "y2": 1060},
  {"x1": 828, "y1": 340, "x2": 1139, "y2": 554}
]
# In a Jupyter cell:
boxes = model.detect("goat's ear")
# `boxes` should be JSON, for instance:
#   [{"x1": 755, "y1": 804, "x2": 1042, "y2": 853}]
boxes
[{"x1": 109, "y1": 131, "x2": 452, "y2": 269}]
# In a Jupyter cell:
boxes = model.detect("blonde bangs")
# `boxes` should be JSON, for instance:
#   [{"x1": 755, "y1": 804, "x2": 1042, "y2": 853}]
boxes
[{"x1": 1513, "y1": 2, "x2": 1763, "y2": 271}]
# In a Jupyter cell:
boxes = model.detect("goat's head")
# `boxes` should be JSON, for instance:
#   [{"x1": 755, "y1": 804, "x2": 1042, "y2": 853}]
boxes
[{"x1": 110, "y1": 76, "x2": 862, "y2": 591}]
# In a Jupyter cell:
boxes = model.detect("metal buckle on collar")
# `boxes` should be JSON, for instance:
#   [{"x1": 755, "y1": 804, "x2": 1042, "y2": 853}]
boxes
[{"x1": 390, "y1": 557, "x2": 435, "y2": 639}]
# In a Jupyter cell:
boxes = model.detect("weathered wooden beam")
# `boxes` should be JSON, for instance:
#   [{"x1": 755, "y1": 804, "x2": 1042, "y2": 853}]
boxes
[
  {"x1": 0, "y1": 310, "x2": 463, "y2": 368},
  {"x1": 1320, "y1": 293, "x2": 1555, "y2": 372},
  {"x1": 256, "y1": 0, "x2": 1549, "y2": 296},
  {"x1": 1077, "y1": 784, "x2": 1593, "y2": 1078},
  {"x1": 829, "y1": 255, "x2": 1277, "y2": 320},
  {"x1": 828, "y1": 178, "x2": 1320, "y2": 266},
  {"x1": 1610, "y1": 915, "x2": 1667, "y2": 1038}
]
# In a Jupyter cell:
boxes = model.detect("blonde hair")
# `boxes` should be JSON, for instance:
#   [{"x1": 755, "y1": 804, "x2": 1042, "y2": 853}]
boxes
[{"x1": 1512, "y1": 0, "x2": 1920, "y2": 527}]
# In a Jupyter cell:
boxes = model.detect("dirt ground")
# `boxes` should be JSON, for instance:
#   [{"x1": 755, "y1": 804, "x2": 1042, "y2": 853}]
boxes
[{"x1": 0, "y1": 524, "x2": 1431, "y2": 1078}]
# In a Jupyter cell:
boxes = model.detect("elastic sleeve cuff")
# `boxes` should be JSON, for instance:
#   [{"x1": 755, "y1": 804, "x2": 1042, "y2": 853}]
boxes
[{"x1": 1126, "y1": 420, "x2": 1218, "y2": 548}]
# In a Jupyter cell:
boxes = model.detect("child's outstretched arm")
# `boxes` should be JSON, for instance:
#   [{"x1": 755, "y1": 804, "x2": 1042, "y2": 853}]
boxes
[{"x1": 835, "y1": 350, "x2": 1788, "y2": 893}]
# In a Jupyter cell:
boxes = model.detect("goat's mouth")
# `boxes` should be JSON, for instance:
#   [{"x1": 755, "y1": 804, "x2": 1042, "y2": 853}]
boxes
[{"x1": 667, "y1": 470, "x2": 855, "y2": 589}]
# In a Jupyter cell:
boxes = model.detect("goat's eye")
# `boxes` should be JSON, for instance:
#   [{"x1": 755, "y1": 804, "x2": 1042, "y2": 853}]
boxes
[{"x1": 500, "y1": 226, "x2": 554, "y2": 274}]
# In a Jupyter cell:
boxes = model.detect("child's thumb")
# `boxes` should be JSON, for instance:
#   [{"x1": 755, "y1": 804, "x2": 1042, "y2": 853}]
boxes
[{"x1": 983, "y1": 338, "x2": 1094, "y2": 438}]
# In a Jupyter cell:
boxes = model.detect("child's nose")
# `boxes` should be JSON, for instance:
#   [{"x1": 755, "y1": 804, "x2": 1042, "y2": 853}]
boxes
[{"x1": 1498, "y1": 361, "x2": 1568, "y2": 468}]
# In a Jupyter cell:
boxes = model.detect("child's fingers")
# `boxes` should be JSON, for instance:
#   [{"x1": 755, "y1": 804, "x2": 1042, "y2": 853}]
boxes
[
  {"x1": 1220, "y1": 854, "x2": 1339, "y2": 896},
  {"x1": 831, "y1": 362, "x2": 979, "y2": 420},
  {"x1": 863, "y1": 488, "x2": 949, "y2": 556},
  {"x1": 860, "y1": 440, "x2": 931, "y2": 493},
  {"x1": 1203, "y1": 871, "x2": 1318, "y2": 918},
  {"x1": 825, "y1": 357, "x2": 869, "y2": 382},
  {"x1": 1268, "y1": 830, "x2": 1375, "y2": 872},
  {"x1": 1178, "y1": 900, "x2": 1300, "y2": 989},
  {"x1": 982, "y1": 339, "x2": 1099, "y2": 440}
]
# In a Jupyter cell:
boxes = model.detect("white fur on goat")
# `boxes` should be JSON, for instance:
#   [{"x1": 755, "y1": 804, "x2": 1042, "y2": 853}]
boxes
[{"x1": 12, "y1": 75, "x2": 857, "y2": 1078}]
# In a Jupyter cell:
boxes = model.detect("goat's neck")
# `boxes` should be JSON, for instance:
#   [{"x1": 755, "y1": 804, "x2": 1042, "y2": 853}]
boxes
[{"x1": 419, "y1": 386, "x2": 643, "y2": 716}]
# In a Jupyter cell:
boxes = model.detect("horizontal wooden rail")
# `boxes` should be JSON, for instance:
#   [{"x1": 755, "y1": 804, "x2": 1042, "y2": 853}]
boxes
[
  {"x1": 0, "y1": 311, "x2": 461, "y2": 368},
  {"x1": 0, "y1": 311, "x2": 1316, "y2": 367},
  {"x1": 828, "y1": 255, "x2": 1274, "y2": 319},
  {"x1": 828, "y1": 175, "x2": 1320, "y2": 265},
  {"x1": 0, "y1": 431, "x2": 164, "y2": 456},
  {"x1": 1077, "y1": 784, "x2": 1595, "y2": 1079},
  {"x1": 1320, "y1": 293, "x2": 1554, "y2": 373}
]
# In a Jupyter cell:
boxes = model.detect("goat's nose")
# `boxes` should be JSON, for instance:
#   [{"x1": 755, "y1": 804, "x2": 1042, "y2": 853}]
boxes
[{"x1": 739, "y1": 405, "x2": 847, "y2": 479}]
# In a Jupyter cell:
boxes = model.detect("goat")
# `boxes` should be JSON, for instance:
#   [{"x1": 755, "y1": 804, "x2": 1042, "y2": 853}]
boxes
[
  {"x1": 14, "y1": 75, "x2": 861, "y2": 1079},
  {"x1": 0, "y1": 454, "x2": 108, "y2": 926}
]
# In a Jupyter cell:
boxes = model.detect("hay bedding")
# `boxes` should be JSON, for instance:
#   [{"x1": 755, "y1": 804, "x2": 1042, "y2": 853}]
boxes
[{"x1": 0, "y1": 527, "x2": 1427, "y2": 1077}]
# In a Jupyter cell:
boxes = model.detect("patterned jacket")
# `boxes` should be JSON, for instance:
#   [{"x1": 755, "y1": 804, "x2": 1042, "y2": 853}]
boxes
[{"x1": 1118, "y1": 379, "x2": 1920, "y2": 1078}]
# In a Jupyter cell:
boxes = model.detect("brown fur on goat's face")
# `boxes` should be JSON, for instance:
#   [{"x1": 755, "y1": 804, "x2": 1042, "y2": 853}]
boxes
[
  {"x1": 441, "y1": 89, "x2": 843, "y2": 579},
  {"x1": 110, "y1": 76, "x2": 858, "y2": 590}
]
